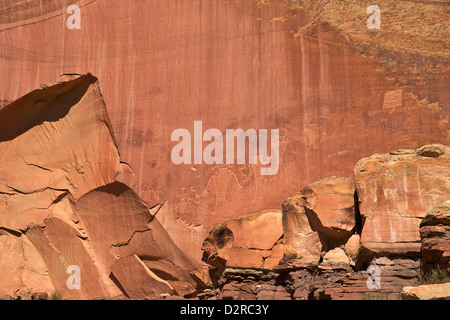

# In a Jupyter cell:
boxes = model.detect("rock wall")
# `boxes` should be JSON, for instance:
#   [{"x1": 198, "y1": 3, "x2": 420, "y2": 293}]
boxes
[
  {"x1": 200, "y1": 145, "x2": 450, "y2": 300},
  {"x1": 420, "y1": 201, "x2": 450, "y2": 275},
  {"x1": 0, "y1": 0, "x2": 447, "y2": 260},
  {"x1": 0, "y1": 75, "x2": 447, "y2": 299},
  {"x1": 0, "y1": 0, "x2": 448, "y2": 300}
]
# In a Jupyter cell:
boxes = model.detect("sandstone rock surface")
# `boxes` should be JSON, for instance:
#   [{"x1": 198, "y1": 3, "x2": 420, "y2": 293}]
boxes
[
  {"x1": 0, "y1": 75, "x2": 199, "y2": 299},
  {"x1": 354, "y1": 145, "x2": 450, "y2": 267},
  {"x1": 0, "y1": 0, "x2": 447, "y2": 260},
  {"x1": 202, "y1": 209, "x2": 284, "y2": 281},
  {"x1": 0, "y1": 0, "x2": 448, "y2": 301},
  {"x1": 281, "y1": 176, "x2": 357, "y2": 267},
  {"x1": 318, "y1": 247, "x2": 351, "y2": 272},
  {"x1": 402, "y1": 283, "x2": 450, "y2": 300},
  {"x1": 420, "y1": 201, "x2": 450, "y2": 274},
  {"x1": 200, "y1": 144, "x2": 449, "y2": 300}
]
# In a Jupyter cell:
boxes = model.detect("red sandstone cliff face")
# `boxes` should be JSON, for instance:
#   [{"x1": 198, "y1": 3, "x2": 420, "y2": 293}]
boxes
[
  {"x1": 0, "y1": 0, "x2": 448, "y2": 300},
  {"x1": 0, "y1": 76, "x2": 447, "y2": 300},
  {"x1": 0, "y1": 0, "x2": 447, "y2": 261}
]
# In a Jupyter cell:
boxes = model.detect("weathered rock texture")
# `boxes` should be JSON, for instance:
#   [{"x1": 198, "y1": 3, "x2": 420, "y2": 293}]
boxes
[
  {"x1": 0, "y1": 75, "x2": 447, "y2": 299},
  {"x1": 354, "y1": 145, "x2": 450, "y2": 269},
  {"x1": 0, "y1": 0, "x2": 448, "y2": 300},
  {"x1": 420, "y1": 201, "x2": 450, "y2": 275},
  {"x1": 200, "y1": 144, "x2": 449, "y2": 300},
  {"x1": 202, "y1": 209, "x2": 284, "y2": 285},
  {"x1": 289, "y1": 0, "x2": 449, "y2": 103},
  {"x1": 0, "y1": 0, "x2": 447, "y2": 260},
  {"x1": 281, "y1": 176, "x2": 358, "y2": 268},
  {"x1": 0, "y1": 75, "x2": 200, "y2": 299}
]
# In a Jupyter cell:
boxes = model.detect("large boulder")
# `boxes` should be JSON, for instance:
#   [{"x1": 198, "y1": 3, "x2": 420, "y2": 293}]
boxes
[
  {"x1": 299, "y1": 177, "x2": 358, "y2": 246},
  {"x1": 281, "y1": 176, "x2": 358, "y2": 267},
  {"x1": 281, "y1": 193, "x2": 323, "y2": 267},
  {"x1": 354, "y1": 145, "x2": 450, "y2": 267}
]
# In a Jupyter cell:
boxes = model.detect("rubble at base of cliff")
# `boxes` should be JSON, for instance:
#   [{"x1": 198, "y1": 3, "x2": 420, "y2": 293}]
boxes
[{"x1": 197, "y1": 145, "x2": 450, "y2": 300}]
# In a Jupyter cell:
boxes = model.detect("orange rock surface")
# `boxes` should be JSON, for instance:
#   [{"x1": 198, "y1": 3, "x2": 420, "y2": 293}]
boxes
[
  {"x1": 0, "y1": 75, "x2": 199, "y2": 299},
  {"x1": 0, "y1": 0, "x2": 448, "y2": 300},
  {"x1": 202, "y1": 209, "x2": 284, "y2": 275},
  {"x1": 0, "y1": 0, "x2": 447, "y2": 260},
  {"x1": 201, "y1": 143, "x2": 449, "y2": 299},
  {"x1": 420, "y1": 201, "x2": 450, "y2": 274},
  {"x1": 354, "y1": 145, "x2": 450, "y2": 260},
  {"x1": 281, "y1": 176, "x2": 357, "y2": 267},
  {"x1": 402, "y1": 283, "x2": 450, "y2": 300}
]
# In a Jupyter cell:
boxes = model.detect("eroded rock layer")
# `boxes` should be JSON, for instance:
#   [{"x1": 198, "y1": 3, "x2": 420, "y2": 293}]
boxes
[{"x1": 354, "y1": 145, "x2": 450, "y2": 268}]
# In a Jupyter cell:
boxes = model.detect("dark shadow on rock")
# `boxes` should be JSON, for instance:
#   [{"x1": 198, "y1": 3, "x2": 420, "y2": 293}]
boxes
[{"x1": 0, "y1": 74, "x2": 97, "y2": 142}]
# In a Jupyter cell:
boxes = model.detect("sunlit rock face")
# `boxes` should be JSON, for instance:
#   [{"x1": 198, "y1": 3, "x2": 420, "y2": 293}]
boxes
[
  {"x1": 0, "y1": 0, "x2": 447, "y2": 265},
  {"x1": 0, "y1": 75, "x2": 200, "y2": 299}
]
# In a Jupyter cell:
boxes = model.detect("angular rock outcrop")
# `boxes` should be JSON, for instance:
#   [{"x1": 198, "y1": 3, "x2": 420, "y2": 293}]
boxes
[
  {"x1": 354, "y1": 145, "x2": 450, "y2": 268},
  {"x1": 420, "y1": 201, "x2": 450, "y2": 275},
  {"x1": 76, "y1": 182, "x2": 199, "y2": 298},
  {"x1": 0, "y1": 75, "x2": 200, "y2": 299},
  {"x1": 281, "y1": 176, "x2": 357, "y2": 268},
  {"x1": 202, "y1": 209, "x2": 284, "y2": 281}
]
